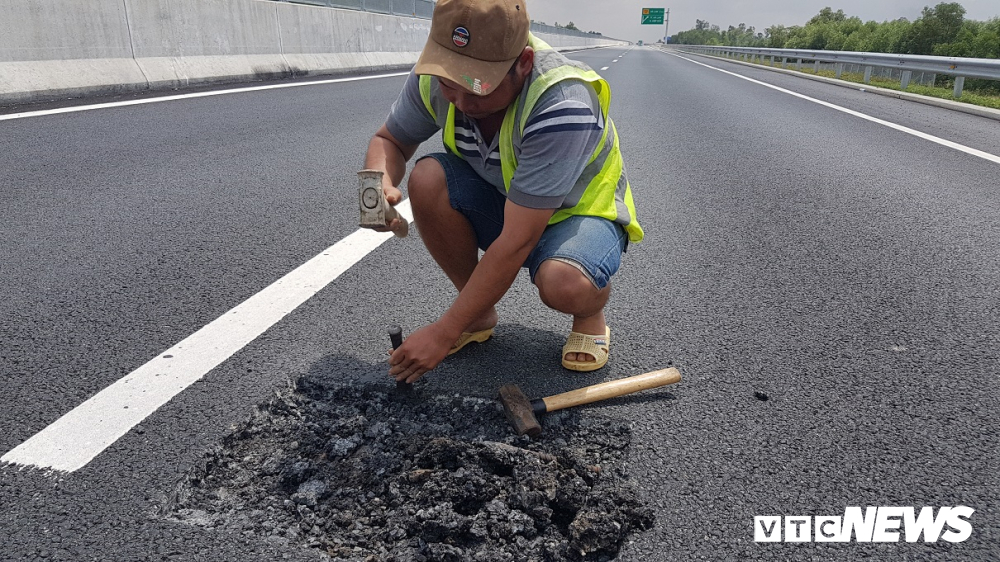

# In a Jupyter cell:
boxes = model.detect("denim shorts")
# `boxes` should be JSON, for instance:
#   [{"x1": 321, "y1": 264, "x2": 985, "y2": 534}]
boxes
[{"x1": 420, "y1": 152, "x2": 627, "y2": 290}]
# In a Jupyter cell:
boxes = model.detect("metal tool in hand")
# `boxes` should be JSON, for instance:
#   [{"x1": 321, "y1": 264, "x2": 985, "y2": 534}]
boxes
[
  {"x1": 358, "y1": 170, "x2": 408, "y2": 237},
  {"x1": 389, "y1": 325, "x2": 412, "y2": 392}
]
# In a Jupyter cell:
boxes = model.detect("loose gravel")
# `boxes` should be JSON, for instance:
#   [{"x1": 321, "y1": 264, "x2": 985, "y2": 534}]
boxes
[{"x1": 166, "y1": 373, "x2": 654, "y2": 561}]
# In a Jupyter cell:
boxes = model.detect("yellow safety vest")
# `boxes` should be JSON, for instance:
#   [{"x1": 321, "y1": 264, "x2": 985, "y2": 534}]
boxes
[{"x1": 419, "y1": 34, "x2": 643, "y2": 243}]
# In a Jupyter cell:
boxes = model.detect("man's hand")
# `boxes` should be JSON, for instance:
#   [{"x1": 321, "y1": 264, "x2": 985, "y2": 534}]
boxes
[
  {"x1": 384, "y1": 199, "x2": 553, "y2": 384},
  {"x1": 363, "y1": 125, "x2": 416, "y2": 236},
  {"x1": 382, "y1": 183, "x2": 404, "y2": 206},
  {"x1": 368, "y1": 183, "x2": 408, "y2": 235},
  {"x1": 387, "y1": 322, "x2": 459, "y2": 384},
  {"x1": 380, "y1": 184, "x2": 408, "y2": 234}
]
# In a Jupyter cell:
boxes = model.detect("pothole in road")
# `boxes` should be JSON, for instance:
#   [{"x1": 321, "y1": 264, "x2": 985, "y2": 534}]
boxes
[{"x1": 165, "y1": 374, "x2": 654, "y2": 561}]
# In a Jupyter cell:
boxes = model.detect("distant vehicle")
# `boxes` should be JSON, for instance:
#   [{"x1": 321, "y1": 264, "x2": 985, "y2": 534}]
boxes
[{"x1": 638, "y1": 40, "x2": 643, "y2": 46}]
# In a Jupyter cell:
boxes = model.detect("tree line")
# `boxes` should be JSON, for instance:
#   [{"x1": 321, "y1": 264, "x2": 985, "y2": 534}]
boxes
[{"x1": 671, "y1": 3, "x2": 999, "y2": 59}]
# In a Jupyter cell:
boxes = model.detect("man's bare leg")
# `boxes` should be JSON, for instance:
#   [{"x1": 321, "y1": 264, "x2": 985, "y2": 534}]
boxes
[
  {"x1": 407, "y1": 158, "x2": 498, "y2": 333},
  {"x1": 534, "y1": 259, "x2": 610, "y2": 363}
]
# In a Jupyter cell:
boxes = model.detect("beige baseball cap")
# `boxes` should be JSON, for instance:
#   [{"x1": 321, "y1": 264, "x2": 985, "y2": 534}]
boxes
[{"x1": 414, "y1": 0, "x2": 530, "y2": 96}]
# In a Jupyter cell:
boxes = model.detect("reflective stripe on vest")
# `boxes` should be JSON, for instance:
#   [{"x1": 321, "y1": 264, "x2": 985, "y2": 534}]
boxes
[{"x1": 419, "y1": 34, "x2": 643, "y2": 243}]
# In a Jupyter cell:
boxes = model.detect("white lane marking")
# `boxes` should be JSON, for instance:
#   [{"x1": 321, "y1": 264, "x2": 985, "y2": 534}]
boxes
[
  {"x1": 0, "y1": 72, "x2": 410, "y2": 122},
  {"x1": 1, "y1": 203, "x2": 413, "y2": 473},
  {"x1": 671, "y1": 54, "x2": 1000, "y2": 166},
  {"x1": 612, "y1": 59, "x2": 619, "y2": 63},
  {"x1": 601, "y1": 66, "x2": 610, "y2": 71}
]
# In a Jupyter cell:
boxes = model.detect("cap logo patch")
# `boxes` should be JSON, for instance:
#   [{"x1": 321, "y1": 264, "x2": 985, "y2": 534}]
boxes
[
  {"x1": 461, "y1": 75, "x2": 490, "y2": 95},
  {"x1": 452, "y1": 27, "x2": 470, "y2": 48}
]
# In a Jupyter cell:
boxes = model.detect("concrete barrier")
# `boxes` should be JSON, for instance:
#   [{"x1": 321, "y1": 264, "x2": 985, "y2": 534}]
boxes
[
  {"x1": 0, "y1": 0, "x2": 625, "y2": 105},
  {"x1": 275, "y1": 3, "x2": 429, "y2": 75},
  {"x1": 126, "y1": 0, "x2": 289, "y2": 89},
  {"x1": 0, "y1": 0, "x2": 147, "y2": 101}
]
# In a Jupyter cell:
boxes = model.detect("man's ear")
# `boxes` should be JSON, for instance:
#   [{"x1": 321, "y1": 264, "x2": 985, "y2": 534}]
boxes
[{"x1": 517, "y1": 47, "x2": 535, "y2": 79}]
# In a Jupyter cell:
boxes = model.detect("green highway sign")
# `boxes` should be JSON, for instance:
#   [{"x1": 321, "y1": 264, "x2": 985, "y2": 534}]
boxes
[{"x1": 641, "y1": 8, "x2": 664, "y2": 25}]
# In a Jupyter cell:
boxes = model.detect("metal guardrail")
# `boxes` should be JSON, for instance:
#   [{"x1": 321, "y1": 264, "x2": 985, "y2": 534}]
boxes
[
  {"x1": 268, "y1": 0, "x2": 607, "y2": 39},
  {"x1": 272, "y1": 0, "x2": 436, "y2": 18},
  {"x1": 679, "y1": 45, "x2": 1000, "y2": 98}
]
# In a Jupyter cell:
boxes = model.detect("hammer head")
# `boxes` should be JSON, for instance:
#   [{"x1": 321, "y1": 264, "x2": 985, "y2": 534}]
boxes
[{"x1": 498, "y1": 384, "x2": 542, "y2": 438}]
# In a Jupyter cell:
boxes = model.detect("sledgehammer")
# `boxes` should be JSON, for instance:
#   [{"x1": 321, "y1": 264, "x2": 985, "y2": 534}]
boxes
[
  {"x1": 358, "y1": 170, "x2": 408, "y2": 237},
  {"x1": 498, "y1": 367, "x2": 681, "y2": 438}
]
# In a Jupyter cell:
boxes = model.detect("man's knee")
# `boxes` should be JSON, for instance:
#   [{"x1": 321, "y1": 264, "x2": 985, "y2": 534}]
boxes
[
  {"x1": 535, "y1": 259, "x2": 602, "y2": 310},
  {"x1": 407, "y1": 158, "x2": 448, "y2": 202}
]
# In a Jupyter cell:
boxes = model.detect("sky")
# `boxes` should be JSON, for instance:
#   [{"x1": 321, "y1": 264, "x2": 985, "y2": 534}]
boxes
[{"x1": 525, "y1": 0, "x2": 999, "y2": 43}]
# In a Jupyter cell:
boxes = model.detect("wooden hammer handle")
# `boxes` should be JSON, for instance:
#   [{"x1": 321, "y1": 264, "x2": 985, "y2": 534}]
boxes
[
  {"x1": 540, "y1": 367, "x2": 681, "y2": 413},
  {"x1": 383, "y1": 204, "x2": 409, "y2": 238}
]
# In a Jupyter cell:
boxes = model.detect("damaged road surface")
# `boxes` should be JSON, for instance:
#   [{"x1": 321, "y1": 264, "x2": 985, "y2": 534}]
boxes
[{"x1": 166, "y1": 374, "x2": 655, "y2": 561}]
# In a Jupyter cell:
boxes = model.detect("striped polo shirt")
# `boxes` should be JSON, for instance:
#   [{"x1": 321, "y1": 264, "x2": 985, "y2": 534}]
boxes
[{"x1": 385, "y1": 71, "x2": 605, "y2": 210}]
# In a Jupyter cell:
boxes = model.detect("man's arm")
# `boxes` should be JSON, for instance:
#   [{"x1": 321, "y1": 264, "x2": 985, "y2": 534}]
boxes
[
  {"x1": 441, "y1": 200, "x2": 553, "y2": 336},
  {"x1": 389, "y1": 201, "x2": 554, "y2": 383},
  {"x1": 365, "y1": 124, "x2": 419, "y2": 206}
]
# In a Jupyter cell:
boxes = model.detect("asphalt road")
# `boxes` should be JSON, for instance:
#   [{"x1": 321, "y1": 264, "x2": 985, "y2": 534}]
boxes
[{"x1": 2, "y1": 46, "x2": 998, "y2": 560}]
